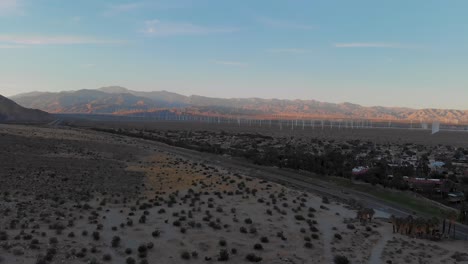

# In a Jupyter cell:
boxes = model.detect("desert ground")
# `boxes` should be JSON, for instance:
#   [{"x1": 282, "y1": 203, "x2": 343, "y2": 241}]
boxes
[
  {"x1": 1, "y1": 124, "x2": 468, "y2": 264},
  {"x1": 65, "y1": 119, "x2": 468, "y2": 148}
]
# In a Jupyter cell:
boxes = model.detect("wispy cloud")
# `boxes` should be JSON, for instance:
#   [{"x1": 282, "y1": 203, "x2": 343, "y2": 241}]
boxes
[
  {"x1": 71, "y1": 16, "x2": 82, "y2": 22},
  {"x1": 0, "y1": 82, "x2": 19, "y2": 88},
  {"x1": 80, "y1": 63, "x2": 95, "y2": 68},
  {"x1": 141, "y1": 20, "x2": 239, "y2": 36},
  {"x1": 333, "y1": 42, "x2": 404, "y2": 48},
  {"x1": 0, "y1": 35, "x2": 124, "y2": 45},
  {"x1": 258, "y1": 17, "x2": 316, "y2": 30},
  {"x1": 104, "y1": 2, "x2": 144, "y2": 16},
  {"x1": 0, "y1": 44, "x2": 25, "y2": 49},
  {"x1": 213, "y1": 60, "x2": 247, "y2": 67},
  {"x1": 266, "y1": 48, "x2": 312, "y2": 54},
  {"x1": 104, "y1": 1, "x2": 189, "y2": 16},
  {"x1": 0, "y1": 0, "x2": 22, "y2": 16}
]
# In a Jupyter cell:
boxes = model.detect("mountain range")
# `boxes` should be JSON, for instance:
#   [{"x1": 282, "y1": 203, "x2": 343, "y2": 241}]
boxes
[
  {"x1": 9, "y1": 87, "x2": 468, "y2": 124},
  {"x1": 0, "y1": 95, "x2": 51, "y2": 123}
]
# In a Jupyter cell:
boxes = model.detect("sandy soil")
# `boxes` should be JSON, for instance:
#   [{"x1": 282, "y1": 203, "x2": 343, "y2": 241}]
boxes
[{"x1": 1, "y1": 124, "x2": 467, "y2": 264}]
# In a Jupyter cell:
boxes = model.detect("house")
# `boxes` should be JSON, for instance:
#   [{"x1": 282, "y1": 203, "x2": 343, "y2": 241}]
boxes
[
  {"x1": 448, "y1": 192, "x2": 465, "y2": 203},
  {"x1": 405, "y1": 177, "x2": 442, "y2": 192},
  {"x1": 352, "y1": 166, "x2": 369, "y2": 176}
]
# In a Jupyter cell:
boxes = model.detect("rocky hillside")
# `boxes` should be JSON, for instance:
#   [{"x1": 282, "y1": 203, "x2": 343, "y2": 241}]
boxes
[{"x1": 0, "y1": 95, "x2": 51, "y2": 122}]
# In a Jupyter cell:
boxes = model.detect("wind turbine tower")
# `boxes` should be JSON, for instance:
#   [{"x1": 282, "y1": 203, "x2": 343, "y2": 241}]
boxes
[{"x1": 432, "y1": 121, "x2": 440, "y2": 135}]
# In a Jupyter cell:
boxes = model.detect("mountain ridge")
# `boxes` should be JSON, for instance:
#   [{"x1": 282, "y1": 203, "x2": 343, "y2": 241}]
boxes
[{"x1": 9, "y1": 87, "x2": 468, "y2": 124}]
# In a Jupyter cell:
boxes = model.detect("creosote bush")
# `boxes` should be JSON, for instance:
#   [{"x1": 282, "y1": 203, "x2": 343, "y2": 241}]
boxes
[{"x1": 334, "y1": 255, "x2": 350, "y2": 264}]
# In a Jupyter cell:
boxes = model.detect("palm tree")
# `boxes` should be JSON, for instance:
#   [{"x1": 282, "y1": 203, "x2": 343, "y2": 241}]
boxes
[
  {"x1": 413, "y1": 217, "x2": 425, "y2": 237},
  {"x1": 356, "y1": 208, "x2": 376, "y2": 225},
  {"x1": 428, "y1": 217, "x2": 440, "y2": 237},
  {"x1": 446, "y1": 211, "x2": 458, "y2": 237},
  {"x1": 405, "y1": 215, "x2": 414, "y2": 235},
  {"x1": 367, "y1": 208, "x2": 375, "y2": 222}
]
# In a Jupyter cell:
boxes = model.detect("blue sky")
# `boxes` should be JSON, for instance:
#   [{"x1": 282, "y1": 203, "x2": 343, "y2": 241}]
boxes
[{"x1": 0, "y1": 0, "x2": 467, "y2": 109}]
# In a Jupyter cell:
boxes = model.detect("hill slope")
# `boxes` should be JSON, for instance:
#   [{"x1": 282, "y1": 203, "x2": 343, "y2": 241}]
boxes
[{"x1": 0, "y1": 95, "x2": 51, "y2": 122}]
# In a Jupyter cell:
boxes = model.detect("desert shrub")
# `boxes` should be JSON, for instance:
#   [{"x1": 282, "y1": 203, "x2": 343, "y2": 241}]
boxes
[
  {"x1": 138, "y1": 244, "x2": 147, "y2": 253},
  {"x1": 219, "y1": 239, "x2": 227, "y2": 247},
  {"x1": 103, "y1": 254, "x2": 112, "y2": 261},
  {"x1": 181, "y1": 251, "x2": 191, "y2": 260},
  {"x1": 12, "y1": 247, "x2": 25, "y2": 256},
  {"x1": 138, "y1": 251, "x2": 147, "y2": 259},
  {"x1": 92, "y1": 231, "x2": 100, "y2": 241},
  {"x1": 152, "y1": 230, "x2": 160, "y2": 237},
  {"x1": 249, "y1": 227, "x2": 257, "y2": 234},
  {"x1": 246, "y1": 253, "x2": 262, "y2": 262},
  {"x1": 0, "y1": 231, "x2": 8, "y2": 241},
  {"x1": 334, "y1": 255, "x2": 350, "y2": 264},
  {"x1": 126, "y1": 257, "x2": 136, "y2": 264},
  {"x1": 295, "y1": 215, "x2": 305, "y2": 221},
  {"x1": 322, "y1": 197, "x2": 330, "y2": 204},
  {"x1": 35, "y1": 256, "x2": 47, "y2": 264},
  {"x1": 111, "y1": 236, "x2": 121, "y2": 247},
  {"x1": 218, "y1": 249, "x2": 229, "y2": 261}
]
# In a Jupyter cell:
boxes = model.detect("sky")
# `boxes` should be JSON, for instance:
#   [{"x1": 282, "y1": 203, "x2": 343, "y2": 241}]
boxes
[{"x1": 0, "y1": 0, "x2": 467, "y2": 109}]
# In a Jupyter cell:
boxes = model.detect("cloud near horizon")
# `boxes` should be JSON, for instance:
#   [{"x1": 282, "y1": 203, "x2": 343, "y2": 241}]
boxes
[
  {"x1": 141, "y1": 20, "x2": 239, "y2": 36},
  {"x1": 258, "y1": 17, "x2": 316, "y2": 30},
  {"x1": 104, "y1": 1, "x2": 190, "y2": 16},
  {"x1": 0, "y1": 35, "x2": 124, "y2": 45},
  {"x1": 266, "y1": 48, "x2": 312, "y2": 54},
  {"x1": 0, "y1": 44, "x2": 25, "y2": 48},
  {"x1": 213, "y1": 60, "x2": 247, "y2": 66},
  {"x1": 104, "y1": 2, "x2": 144, "y2": 16},
  {"x1": 333, "y1": 42, "x2": 404, "y2": 48},
  {"x1": 0, "y1": 0, "x2": 22, "y2": 15}
]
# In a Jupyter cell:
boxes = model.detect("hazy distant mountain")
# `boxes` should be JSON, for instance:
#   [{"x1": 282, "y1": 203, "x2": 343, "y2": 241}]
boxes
[
  {"x1": 10, "y1": 87, "x2": 468, "y2": 124},
  {"x1": 0, "y1": 95, "x2": 51, "y2": 122},
  {"x1": 12, "y1": 89, "x2": 168, "y2": 114},
  {"x1": 98, "y1": 86, "x2": 189, "y2": 106}
]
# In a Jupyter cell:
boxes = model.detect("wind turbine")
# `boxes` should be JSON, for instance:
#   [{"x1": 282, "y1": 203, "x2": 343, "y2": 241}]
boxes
[{"x1": 432, "y1": 121, "x2": 440, "y2": 135}]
